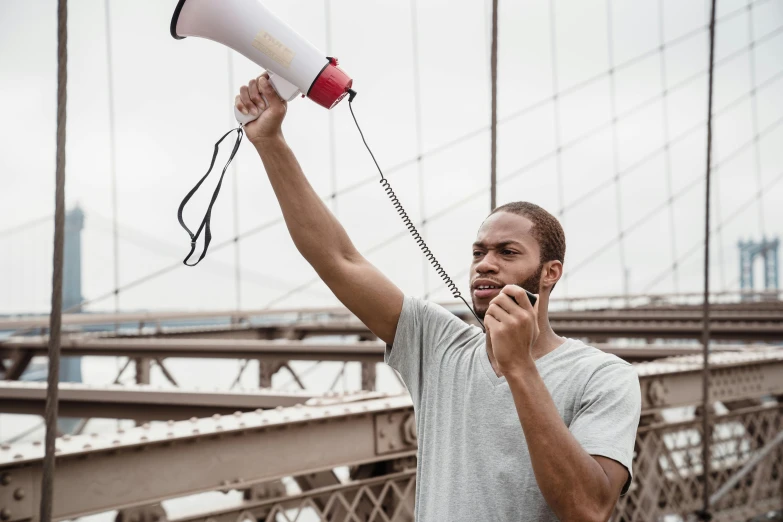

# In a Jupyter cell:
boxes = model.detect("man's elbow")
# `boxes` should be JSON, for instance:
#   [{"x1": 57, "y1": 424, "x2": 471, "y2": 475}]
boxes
[
  {"x1": 562, "y1": 505, "x2": 613, "y2": 522},
  {"x1": 560, "y1": 491, "x2": 616, "y2": 522}
]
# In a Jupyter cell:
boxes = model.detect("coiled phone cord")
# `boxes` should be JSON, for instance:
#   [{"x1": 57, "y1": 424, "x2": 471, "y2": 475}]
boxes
[{"x1": 346, "y1": 90, "x2": 485, "y2": 330}]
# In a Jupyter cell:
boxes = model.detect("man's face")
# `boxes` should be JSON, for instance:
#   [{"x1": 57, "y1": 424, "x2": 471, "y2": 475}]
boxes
[{"x1": 470, "y1": 212, "x2": 543, "y2": 320}]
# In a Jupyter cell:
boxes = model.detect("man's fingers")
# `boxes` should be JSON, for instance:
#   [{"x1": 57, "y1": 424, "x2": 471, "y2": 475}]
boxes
[
  {"x1": 234, "y1": 95, "x2": 248, "y2": 115},
  {"x1": 257, "y1": 76, "x2": 284, "y2": 108},
  {"x1": 239, "y1": 85, "x2": 257, "y2": 115},
  {"x1": 486, "y1": 303, "x2": 511, "y2": 323},
  {"x1": 490, "y1": 293, "x2": 517, "y2": 315},
  {"x1": 502, "y1": 285, "x2": 536, "y2": 313},
  {"x1": 248, "y1": 78, "x2": 266, "y2": 111}
]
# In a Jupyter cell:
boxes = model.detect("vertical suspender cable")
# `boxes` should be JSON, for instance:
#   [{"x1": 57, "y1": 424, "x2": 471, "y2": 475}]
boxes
[
  {"x1": 746, "y1": 0, "x2": 766, "y2": 241},
  {"x1": 490, "y1": 0, "x2": 499, "y2": 211},
  {"x1": 409, "y1": 0, "x2": 429, "y2": 297},
  {"x1": 548, "y1": 0, "x2": 567, "y2": 296},
  {"x1": 227, "y1": 49, "x2": 242, "y2": 311},
  {"x1": 699, "y1": 0, "x2": 718, "y2": 518},
  {"x1": 41, "y1": 1, "x2": 68, "y2": 520},
  {"x1": 605, "y1": 0, "x2": 629, "y2": 304},
  {"x1": 658, "y1": 0, "x2": 681, "y2": 293},
  {"x1": 324, "y1": 0, "x2": 339, "y2": 218},
  {"x1": 104, "y1": 0, "x2": 120, "y2": 327}
]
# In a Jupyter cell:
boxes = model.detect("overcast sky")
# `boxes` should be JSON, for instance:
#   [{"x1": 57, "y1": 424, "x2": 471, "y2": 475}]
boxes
[{"x1": 1, "y1": 0, "x2": 782, "y2": 314}]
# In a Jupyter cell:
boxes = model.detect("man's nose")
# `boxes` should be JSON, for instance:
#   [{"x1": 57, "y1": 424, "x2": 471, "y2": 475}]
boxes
[{"x1": 474, "y1": 253, "x2": 499, "y2": 273}]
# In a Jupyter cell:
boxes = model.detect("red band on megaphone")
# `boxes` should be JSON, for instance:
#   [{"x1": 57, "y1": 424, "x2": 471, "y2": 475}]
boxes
[{"x1": 308, "y1": 60, "x2": 353, "y2": 109}]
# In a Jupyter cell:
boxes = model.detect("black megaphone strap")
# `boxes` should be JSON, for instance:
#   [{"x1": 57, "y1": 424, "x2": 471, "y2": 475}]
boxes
[{"x1": 177, "y1": 126, "x2": 244, "y2": 266}]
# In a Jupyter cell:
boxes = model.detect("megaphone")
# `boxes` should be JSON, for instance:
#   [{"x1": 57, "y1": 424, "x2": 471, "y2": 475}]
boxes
[{"x1": 170, "y1": 0, "x2": 353, "y2": 124}]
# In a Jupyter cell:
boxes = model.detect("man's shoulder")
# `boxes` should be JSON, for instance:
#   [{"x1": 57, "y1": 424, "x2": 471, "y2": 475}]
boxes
[
  {"x1": 403, "y1": 296, "x2": 483, "y2": 333},
  {"x1": 558, "y1": 339, "x2": 637, "y2": 385},
  {"x1": 561, "y1": 338, "x2": 631, "y2": 367}
]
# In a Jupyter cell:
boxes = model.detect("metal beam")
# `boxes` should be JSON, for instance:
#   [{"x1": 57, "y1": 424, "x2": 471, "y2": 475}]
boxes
[
  {"x1": 0, "y1": 382, "x2": 322, "y2": 420},
  {"x1": 553, "y1": 320, "x2": 783, "y2": 341},
  {"x1": 0, "y1": 338, "x2": 386, "y2": 362},
  {"x1": 2, "y1": 350, "x2": 780, "y2": 422},
  {"x1": 128, "y1": 319, "x2": 783, "y2": 342},
  {"x1": 639, "y1": 350, "x2": 783, "y2": 410},
  {"x1": 0, "y1": 395, "x2": 416, "y2": 522},
  {"x1": 0, "y1": 337, "x2": 749, "y2": 366},
  {"x1": 1, "y1": 293, "x2": 780, "y2": 331}
]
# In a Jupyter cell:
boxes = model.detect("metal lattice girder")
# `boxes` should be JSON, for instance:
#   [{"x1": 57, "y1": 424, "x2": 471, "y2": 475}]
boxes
[
  {"x1": 170, "y1": 469, "x2": 417, "y2": 522},
  {"x1": 0, "y1": 395, "x2": 416, "y2": 522},
  {"x1": 614, "y1": 403, "x2": 783, "y2": 521},
  {"x1": 638, "y1": 350, "x2": 783, "y2": 411},
  {"x1": 0, "y1": 381, "x2": 325, "y2": 420}
]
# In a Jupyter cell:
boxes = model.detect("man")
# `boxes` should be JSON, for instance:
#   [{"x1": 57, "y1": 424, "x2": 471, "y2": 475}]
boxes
[{"x1": 236, "y1": 74, "x2": 641, "y2": 522}]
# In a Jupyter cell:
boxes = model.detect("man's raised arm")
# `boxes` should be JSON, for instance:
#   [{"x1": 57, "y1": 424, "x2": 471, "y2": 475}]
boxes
[{"x1": 237, "y1": 74, "x2": 403, "y2": 345}]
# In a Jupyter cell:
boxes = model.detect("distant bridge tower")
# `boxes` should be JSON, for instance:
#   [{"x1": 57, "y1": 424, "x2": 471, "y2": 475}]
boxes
[
  {"x1": 58, "y1": 206, "x2": 86, "y2": 433},
  {"x1": 64, "y1": 205, "x2": 84, "y2": 313},
  {"x1": 739, "y1": 237, "x2": 779, "y2": 299},
  {"x1": 60, "y1": 206, "x2": 84, "y2": 385}
]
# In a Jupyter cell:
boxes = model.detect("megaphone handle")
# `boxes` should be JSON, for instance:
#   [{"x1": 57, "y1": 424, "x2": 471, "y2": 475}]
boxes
[{"x1": 234, "y1": 103, "x2": 264, "y2": 125}]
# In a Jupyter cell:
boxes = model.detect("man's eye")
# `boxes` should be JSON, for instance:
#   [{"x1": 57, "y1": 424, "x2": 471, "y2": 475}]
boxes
[
  {"x1": 501, "y1": 249, "x2": 515, "y2": 255},
  {"x1": 472, "y1": 251, "x2": 483, "y2": 257}
]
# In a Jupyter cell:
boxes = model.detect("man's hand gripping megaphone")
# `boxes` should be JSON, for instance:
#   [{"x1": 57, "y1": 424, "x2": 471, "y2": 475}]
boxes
[{"x1": 234, "y1": 73, "x2": 289, "y2": 144}]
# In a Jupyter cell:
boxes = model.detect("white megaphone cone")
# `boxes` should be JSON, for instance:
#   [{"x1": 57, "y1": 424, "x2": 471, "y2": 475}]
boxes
[{"x1": 171, "y1": 0, "x2": 353, "y2": 124}]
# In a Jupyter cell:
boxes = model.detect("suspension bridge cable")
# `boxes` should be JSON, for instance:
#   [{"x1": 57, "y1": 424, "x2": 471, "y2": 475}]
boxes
[
  {"x1": 85, "y1": 210, "x2": 335, "y2": 297},
  {"x1": 746, "y1": 0, "x2": 767, "y2": 239},
  {"x1": 226, "y1": 49, "x2": 242, "y2": 311},
  {"x1": 418, "y1": 80, "x2": 783, "y2": 296},
  {"x1": 103, "y1": 0, "x2": 120, "y2": 325},
  {"x1": 548, "y1": 0, "x2": 567, "y2": 295},
  {"x1": 489, "y1": 0, "x2": 499, "y2": 211},
  {"x1": 324, "y1": 0, "x2": 338, "y2": 219},
  {"x1": 430, "y1": 113, "x2": 782, "y2": 298},
  {"x1": 495, "y1": 0, "x2": 772, "y2": 128},
  {"x1": 409, "y1": 0, "x2": 430, "y2": 298},
  {"x1": 567, "y1": 111, "x2": 783, "y2": 277},
  {"x1": 70, "y1": 56, "x2": 780, "y2": 316},
  {"x1": 605, "y1": 0, "x2": 629, "y2": 302},
  {"x1": 72, "y1": 59, "x2": 780, "y2": 316},
  {"x1": 260, "y1": 1, "x2": 779, "y2": 215},
  {"x1": 60, "y1": 14, "x2": 782, "y2": 316},
  {"x1": 41, "y1": 1, "x2": 67, "y2": 520},
  {"x1": 157, "y1": 20, "x2": 778, "y2": 314},
  {"x1": 700, "y1": 0, "x2": 717, "y2": 512},
  {"x1": 547, "y1": 1, "x2": 566, "y2": 219},
  {"x1": 559, "y1": 58, "x2": 783, "y2": 214},
  {"x1": 642, "y1": 170, "x2": 783, "y2": 295},
  {"x1": 658, "y1": 0, "x2": 680, "y2": 292},
  {"x1": 0, "y1": 215, "x2": 52, "y2": 239}
]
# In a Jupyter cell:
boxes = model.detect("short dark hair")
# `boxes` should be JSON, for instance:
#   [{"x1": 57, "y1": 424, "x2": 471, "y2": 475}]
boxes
[{"x1": 490, "y1": 201, "x2": 566, "y2": 265}]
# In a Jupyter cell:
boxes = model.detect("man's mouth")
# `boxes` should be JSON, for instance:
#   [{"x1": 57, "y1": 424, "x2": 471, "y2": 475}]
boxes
[{"x1": 472, "y1": 282, "x2": 503, "y2": 299}]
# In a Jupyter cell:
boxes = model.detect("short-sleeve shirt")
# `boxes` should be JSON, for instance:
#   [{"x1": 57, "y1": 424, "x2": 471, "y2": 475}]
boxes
[{"x1": 385, "y1": 296, "x2": 641, "y2": 521}]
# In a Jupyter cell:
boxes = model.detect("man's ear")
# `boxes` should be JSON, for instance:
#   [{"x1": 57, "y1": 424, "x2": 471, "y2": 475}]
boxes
[{"x1": 542, "y1": 260, "x2": 563, "y2": 291}]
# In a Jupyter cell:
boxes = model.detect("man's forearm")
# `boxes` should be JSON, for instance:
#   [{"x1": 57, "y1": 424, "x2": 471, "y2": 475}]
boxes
[
  {"x1": 253, "y1": 136, "x2": 359, "y2": 270},
  {"x1": 506, "y1": 364, "x2": 614, "y2": 522}
]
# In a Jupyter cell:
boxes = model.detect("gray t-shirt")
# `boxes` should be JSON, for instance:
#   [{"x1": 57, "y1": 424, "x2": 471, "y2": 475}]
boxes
[{"x1": 385, "y1": 296, "x2": 641, "y2": 521}]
